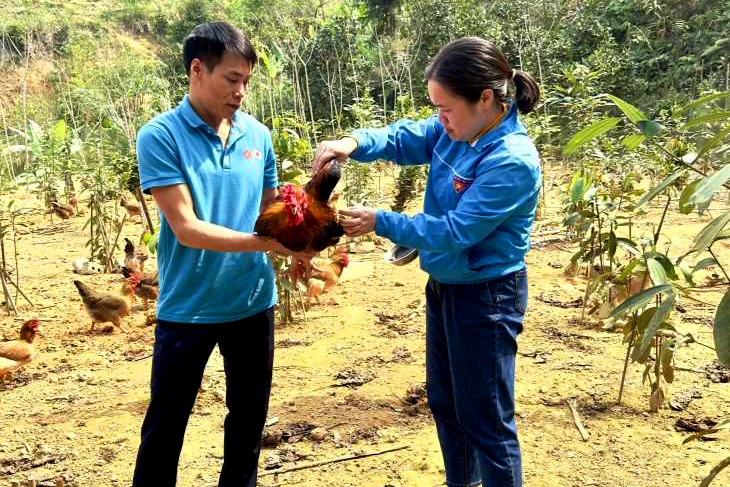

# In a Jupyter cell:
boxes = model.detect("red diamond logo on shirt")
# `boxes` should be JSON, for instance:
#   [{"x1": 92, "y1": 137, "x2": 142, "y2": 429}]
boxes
[
  {"x1": 243, "y1": 149, "x2": 253, "y2": 159},
  {"x1": 254, "y1": 149, "x2": 261, "y2": 158}
]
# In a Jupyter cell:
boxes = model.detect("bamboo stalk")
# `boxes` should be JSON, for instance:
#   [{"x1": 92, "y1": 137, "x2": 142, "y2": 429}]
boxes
[
  {"x1": 95, "y1": 205, "x2": 115, "y2": 272},
  {"x1": 11, "y1": 211, "x2": 20, "y2": 303},
  {"x1": 135, "y1": 187, "x2": 154, "y2": 235},
  {"x1": 2, "y1": 269, "x2": 33, "y2": 306},
  {"x1": 295, "y1": 285, "x2": 308, "y2": 327},
  {"x1": 110, "y1": 214, "x2": 127, "y2": 265},
  {"x1": 618, "y1": 327, "x2": 635, "y2": 405},
  {"x1": 89, "y1": 197, "x2": 95, "y2": 260},
  {"x1": 0, "y1": 268, "x2": 17, "y2": 314}
]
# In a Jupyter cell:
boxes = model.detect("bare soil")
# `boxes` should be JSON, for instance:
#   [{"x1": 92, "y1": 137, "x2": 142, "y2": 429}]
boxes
[{"x1": 1, "y1": 182, "x2": 729, "y2": 487}]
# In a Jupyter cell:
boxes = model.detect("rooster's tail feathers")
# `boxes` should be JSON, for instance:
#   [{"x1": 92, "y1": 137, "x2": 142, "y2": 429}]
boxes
[{"x1": 124, "y1": 238, "x2": 135, "y2": 254}]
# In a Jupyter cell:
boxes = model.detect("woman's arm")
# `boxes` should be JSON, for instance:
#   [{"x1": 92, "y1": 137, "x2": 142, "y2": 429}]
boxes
[
  {"x1": 312, "y1": 116, "x2": 442, "y2": 173},
  {"x1": 339, "y1": 157, "x2": 541, "y2": 253}
]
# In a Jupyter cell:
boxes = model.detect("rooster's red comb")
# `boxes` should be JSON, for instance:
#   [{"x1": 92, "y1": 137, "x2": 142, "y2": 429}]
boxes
[{"x1": 280, "y1": 183, "x2": 308, "y2": 226}]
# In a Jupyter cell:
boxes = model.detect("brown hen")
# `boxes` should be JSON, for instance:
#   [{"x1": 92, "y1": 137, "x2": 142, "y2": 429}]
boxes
[
  {"x1": 74, "y1": 280, "x2": 131, "y2": 333},
  {"x1": 306, "y1": 245, "x2": 349, "y2": 306},
  {"x1": 0, "y1": 318, "x2": 40, "y2": 383}
]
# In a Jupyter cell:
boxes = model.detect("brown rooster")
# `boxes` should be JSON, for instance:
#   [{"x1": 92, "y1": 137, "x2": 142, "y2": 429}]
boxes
[
  {"x1": 121, "y1": 267, "x2": 159, "y2": 310},
  {"x1": 0, "y1": 318, "x2": 40, "y2": 383},
  {"x1": 50, "y1": 201, "x2": 75, "y2": 219},
  {"x1": 306, "y1": 245, "x2": 349, "y2": 306},
  {"x1": 74, "y1": 280, "x2": 131, "y2": 333},
  {"x1": 254, "y1": 159, "x2": 344, "y2": 253},
  {"x1": 124, "y1": 237, "x2": 148, "y2": 273}
]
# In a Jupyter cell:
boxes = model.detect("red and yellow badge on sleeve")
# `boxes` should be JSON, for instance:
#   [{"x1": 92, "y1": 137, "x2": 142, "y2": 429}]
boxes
[{"x1": 452, "y1": 174, "x2": 473, "y2": 193}]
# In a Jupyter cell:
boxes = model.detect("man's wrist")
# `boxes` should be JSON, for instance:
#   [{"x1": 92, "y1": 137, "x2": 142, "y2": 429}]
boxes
[{"x1": 244, "y1": 234, "x2": 273, "y2": 253}]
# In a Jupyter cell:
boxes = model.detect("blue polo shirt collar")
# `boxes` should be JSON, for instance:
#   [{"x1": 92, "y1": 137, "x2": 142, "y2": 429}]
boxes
[
  {"x1": 178, "y1": 95, "x2": 248, "y2": 137},
  {"x1": 179, "y1": 95, "x2": 206, "y2": 128}
]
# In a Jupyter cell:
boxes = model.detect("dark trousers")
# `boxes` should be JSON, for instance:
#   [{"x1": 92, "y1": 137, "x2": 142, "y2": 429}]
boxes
[
  {"x1": 133, "y1": 307, "x2": 275, "y2": 487},
  {"x1": 426, "y1": 271, "x2": 527, "y2": 487}
]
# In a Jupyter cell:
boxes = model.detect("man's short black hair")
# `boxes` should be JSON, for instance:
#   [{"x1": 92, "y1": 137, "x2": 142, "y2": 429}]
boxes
[{"x1": 182, "y1": 22, "x2": 257, "y2": 76}]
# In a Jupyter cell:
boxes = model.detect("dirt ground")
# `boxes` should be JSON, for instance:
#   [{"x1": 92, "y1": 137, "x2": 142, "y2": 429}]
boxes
[{"x1": 1, "y1": 180, "x2": 729, "y2": 487}]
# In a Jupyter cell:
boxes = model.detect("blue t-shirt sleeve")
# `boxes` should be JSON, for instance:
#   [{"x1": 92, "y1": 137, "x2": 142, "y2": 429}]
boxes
[
  {"x1": 263, "y1": 136, "x2": 278, "y2": 188},
  {"x1": 375, "y1": 155, "x2": 540, "y2": 252},
  {"x1": 351, "y1": 115, "x2": 441, "y2": 165},
  {"x1": 137, "y1": 123, "x2": 187, "y2": 194}
]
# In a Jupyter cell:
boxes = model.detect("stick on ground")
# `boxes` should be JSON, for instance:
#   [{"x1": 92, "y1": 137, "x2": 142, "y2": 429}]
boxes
[
  {"x1": 566, "y1": 398, "x2": 590, "y2": 441},
  {"x1": 260, "y1": 444, "x2": 409, "y2": 477}
]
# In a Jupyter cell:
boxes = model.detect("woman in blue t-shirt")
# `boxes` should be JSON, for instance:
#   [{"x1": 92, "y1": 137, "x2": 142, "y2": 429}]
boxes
[{"x1": 313, "y1": 37, "x2": 541, "y2": 487}]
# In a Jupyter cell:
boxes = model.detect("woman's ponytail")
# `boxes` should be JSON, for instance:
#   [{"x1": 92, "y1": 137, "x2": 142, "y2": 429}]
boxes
[{"x1": 512, "y1": 69, "x2": 540, "y2": 114}]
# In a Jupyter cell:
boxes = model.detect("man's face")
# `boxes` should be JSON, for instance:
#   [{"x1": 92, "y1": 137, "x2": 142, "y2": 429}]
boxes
[
  {"x1": 191, "y1": 50, "x2": 252, "y2": 121},
  {"x1": 428, "y1": 79, "x2": 491, "y2": 141}
]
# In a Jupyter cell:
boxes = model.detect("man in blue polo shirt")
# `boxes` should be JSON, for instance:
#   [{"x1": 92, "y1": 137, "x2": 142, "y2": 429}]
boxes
[{"x1": 132, "y1": 22, "x2": 304, "y2": 487}]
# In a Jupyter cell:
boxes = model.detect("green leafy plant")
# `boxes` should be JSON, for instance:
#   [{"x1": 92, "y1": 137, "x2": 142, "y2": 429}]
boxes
[
  {"x1": 562, "y1": 91, "x2": 730, "y2": 410},
  {"x1": 341, "y1": 90, "x2": 383, "y2": 206},
  {"x1": 269, "y1": 115, "x2": 315, "y2": 326},
  {"x1": 78, "y1": 122, "x2": 128, "y2": 272}
]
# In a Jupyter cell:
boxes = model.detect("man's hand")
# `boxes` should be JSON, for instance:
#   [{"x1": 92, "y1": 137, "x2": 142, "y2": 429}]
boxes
[
  {"x1": 312, "y1": 137, "x2": 358, "y2": 174},
  {"x1": 266, "y1": 239, "x2": 316, "y2": 260},
  {"x1": 338, "y1": 207, "x2": 377, "y2": 238}
]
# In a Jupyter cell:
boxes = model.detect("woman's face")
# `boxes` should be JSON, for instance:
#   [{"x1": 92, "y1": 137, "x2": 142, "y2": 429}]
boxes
[{"x1": 428, "y1": 80, "x2": 492, "y2": 141}]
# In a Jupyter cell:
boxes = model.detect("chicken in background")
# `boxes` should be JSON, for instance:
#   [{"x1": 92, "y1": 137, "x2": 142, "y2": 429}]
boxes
[
  {"x1": 124, "y1": 237, "x2": 148, "y2": 273},
  {"x1": 121, "y1": 266, "x2": 158, "y2": 284},
  {"x1": 0, "y1": 318, "x2": 40, "y2": 384},
  {"x1": 50, "y1": 201, "x2": 75, "y2": 219},
  {"x1": 143, "y1": 312, "x2": 157, "y2": 327},
  {"x1": 68, "y1": 193, "x2": 79, "y2": 213},
  {"x1": 120, "y1": 275, "x2": 137, "y2": 303},
  {"x1": 120, "y1": 196, "x2": 143, "y2": 222},
  {"x1": 254, "y1": 159, "x2": 344, "y2": 253},
  {"x1": 73, "y1": 280, "x2": 132, "y2": 333},
  {"x1": 121, "y1": 267, "x2": 159, "y2": 310},
  {"x1": 72, "y1": 258, "x2": 104, "y2": 275},
  {"x1": 306, "y1": 245, "x2": 349, "y2": 306}
]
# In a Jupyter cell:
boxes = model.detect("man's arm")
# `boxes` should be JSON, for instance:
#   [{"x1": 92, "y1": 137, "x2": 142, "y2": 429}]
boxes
[{"x1": 151, "y1": 183, "x2": 282, "y2": 253}]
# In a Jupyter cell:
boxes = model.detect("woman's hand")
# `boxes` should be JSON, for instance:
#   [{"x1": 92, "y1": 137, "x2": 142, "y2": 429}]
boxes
[
  {"x1": 338, "y1": 207, "x2": 377, "y2": 237},
  {"x1": 312, "y1": 137, "x2": 358, "y2": 174}
]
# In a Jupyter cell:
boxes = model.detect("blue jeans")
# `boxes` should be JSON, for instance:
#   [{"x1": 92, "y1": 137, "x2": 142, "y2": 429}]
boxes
[
  {"x1": 426, "y1": 270, "x2": 527, "y2": 487},
  {"x1": 133, "y1": 307, "x2": 275, "y2": 487}
]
